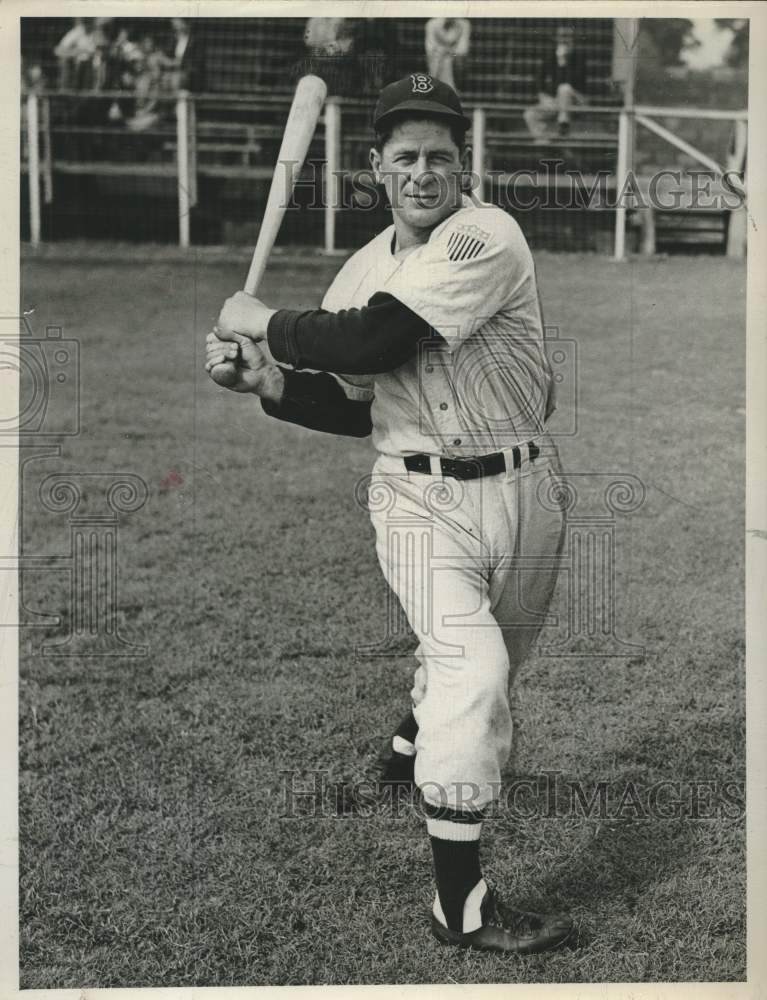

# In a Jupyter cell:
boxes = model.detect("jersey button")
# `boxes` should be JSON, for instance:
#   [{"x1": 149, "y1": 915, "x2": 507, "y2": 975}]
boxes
[
  {"x1": 439, "y1": 402, "x2": 448, "y2": 410},
  {"x1": 453, "y1": 438, "x2": 462, "y2": 446}
]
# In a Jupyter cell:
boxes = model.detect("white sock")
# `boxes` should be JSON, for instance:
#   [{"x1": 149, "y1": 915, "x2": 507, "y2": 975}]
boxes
[{"x1": 392, "y1": 735, "x2": 416, "y2": 756}]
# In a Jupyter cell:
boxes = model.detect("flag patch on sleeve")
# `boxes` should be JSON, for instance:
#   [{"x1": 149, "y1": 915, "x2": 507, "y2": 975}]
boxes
[{"x1": 446, "y1": 223, "x2": 491, "y2": 261}]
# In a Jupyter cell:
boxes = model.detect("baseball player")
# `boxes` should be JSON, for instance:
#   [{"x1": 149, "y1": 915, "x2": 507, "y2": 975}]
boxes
[{"x1": 205, "y1": 74, "x2": 572, "y2": 955}]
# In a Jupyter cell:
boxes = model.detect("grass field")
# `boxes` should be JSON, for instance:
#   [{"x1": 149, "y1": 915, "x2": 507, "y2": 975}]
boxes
[{"x1": 18, "y1": 247, "x2": 746, "y2": 987}]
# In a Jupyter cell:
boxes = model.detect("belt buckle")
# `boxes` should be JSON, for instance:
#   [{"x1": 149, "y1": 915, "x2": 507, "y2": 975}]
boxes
[{"x1": 453, "y1": 457, "x2": 484, "y2": 481}]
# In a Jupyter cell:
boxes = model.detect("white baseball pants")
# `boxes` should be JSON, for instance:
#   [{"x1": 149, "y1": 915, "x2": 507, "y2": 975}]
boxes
[{"x1": 369, "y1": 448, "x2": 565, "y2": 811}]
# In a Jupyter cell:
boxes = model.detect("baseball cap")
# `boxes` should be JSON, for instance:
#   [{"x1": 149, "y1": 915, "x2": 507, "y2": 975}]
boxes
[{"x1": 373, "y1": 73, "x2": 472, "y2": 131}]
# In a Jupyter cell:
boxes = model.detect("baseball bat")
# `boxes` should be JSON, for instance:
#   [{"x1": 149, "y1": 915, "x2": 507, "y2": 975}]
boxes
[{"x1": 210, "y1": 74, "x2": 328, "y2": 387}]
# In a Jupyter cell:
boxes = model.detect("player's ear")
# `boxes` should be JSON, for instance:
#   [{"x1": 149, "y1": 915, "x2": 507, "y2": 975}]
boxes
[
  {"x1": 369, "y1": 146, "x2": 382, "y2": 183},
  {"x1": 460, "y1": 144, "x2": 473, "y2": 192}
]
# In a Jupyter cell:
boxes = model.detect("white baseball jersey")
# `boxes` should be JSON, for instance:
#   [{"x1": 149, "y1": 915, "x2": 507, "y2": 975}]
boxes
[{"x1": 321, "y1": 197, "x2": 554, "y2": 458}]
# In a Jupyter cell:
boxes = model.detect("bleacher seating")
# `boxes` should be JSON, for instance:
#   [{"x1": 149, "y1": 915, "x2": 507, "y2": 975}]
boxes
[
  {"x1": 21, "y1": 16, "x2": 671, "y2": 252},
  {"x1": 22, "y1": 17, "x2": 620, "y2": 105},
  {"x1": 22, "y1": 16, "x2": 623, "y2": 199}
]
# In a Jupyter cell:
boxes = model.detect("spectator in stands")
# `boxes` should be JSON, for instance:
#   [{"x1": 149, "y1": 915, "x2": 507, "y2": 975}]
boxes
[
  {"x1": 54, "y1": 17, "x2": 97, "y2": 90},
  {"x1": 524, "y1": 25, "x2": 588, "y2": 139},
  {"x1": 354, "y1": 18, "x2": 398, "y2": 92},
  {"x1": 299, "y1": 17, "x2": 357, "y2": 97},
  {"x1": 168, "y1": 18, "x2": 203, "y2": 92},
  {"x1": 21, "y1": 59, "x2": 48, "y2": 169},
  {"x1": 126, "y1": 35, "x2": 173, "y2": 132},
  {"x1": 110, "y1": 27, "x2": 143, "y2": 84},
  {"x1": 91, "y1": 18, "x2": 115, "y2": 91},
  {"x1": 424, "y1": 18, "x2": 471, "y2": 92},
  {"x1": 105, "y1": 27, "x2": 143, "y2": 123},
  {"x1": 23, "y1": 59, "x2": 46, "y2": 94}
]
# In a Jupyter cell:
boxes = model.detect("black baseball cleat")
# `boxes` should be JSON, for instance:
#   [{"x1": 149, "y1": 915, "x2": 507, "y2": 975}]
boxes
[
  {"x1": 430, "y1": 887, "x2": 573, "y2": 955},
  {"x1": 335, "y1": 713, "x2": 417, "y2": 814},
  {"x1": 374, "y1": 732, "x2": 417, "y2": 793}
]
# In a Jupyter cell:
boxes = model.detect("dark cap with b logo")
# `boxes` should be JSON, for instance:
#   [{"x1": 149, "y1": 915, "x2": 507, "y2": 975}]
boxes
[{"x1": 373, "y1": 73, "x2": 472, "y2": 130}]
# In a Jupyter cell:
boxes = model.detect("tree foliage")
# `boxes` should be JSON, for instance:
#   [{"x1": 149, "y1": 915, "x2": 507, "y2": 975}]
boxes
[
  {"x1": 639, "y1": 19, "x2": 699, "y2": 67},
  {"x1": 714, "y1": 19, "x2": 749, "y2": 68}
]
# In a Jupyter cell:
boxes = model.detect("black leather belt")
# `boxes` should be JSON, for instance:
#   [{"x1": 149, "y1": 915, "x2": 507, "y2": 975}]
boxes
[{"x1": 404, "y1": 442, "x2": 540, "y2": 480}]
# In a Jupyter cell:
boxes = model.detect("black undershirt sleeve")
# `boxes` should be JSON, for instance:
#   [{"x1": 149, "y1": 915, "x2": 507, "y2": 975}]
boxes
[
  {"x1": 266, "y1": 290, "x2": 432, "y2": 374},
  {"x1": 260, "y1": 368, "x2": 373, "y2": 438}
]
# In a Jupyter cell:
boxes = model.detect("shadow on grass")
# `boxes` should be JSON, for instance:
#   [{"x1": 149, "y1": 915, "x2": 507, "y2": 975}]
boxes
[{"x1": 524, "y1": 714, "x2": 745, "y2": 939}]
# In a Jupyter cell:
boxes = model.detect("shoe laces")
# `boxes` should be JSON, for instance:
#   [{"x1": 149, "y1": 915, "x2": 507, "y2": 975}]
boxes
[{"x1": 484, "y1": 890, "x2": 542, "y2": 936}]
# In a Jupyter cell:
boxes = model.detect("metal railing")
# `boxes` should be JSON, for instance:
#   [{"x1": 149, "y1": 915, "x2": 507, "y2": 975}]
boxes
[
  {"x1": 613, "y1": 105, "x2": 748, "y2": 260},
  {"x1": 22, "y1": 89, "x2": 747, "y2": 256}
]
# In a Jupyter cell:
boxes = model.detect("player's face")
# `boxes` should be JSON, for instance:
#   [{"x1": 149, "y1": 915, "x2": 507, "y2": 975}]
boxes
[{"x1": 370, "y1": 119, "x2": 469, "y2": 239}]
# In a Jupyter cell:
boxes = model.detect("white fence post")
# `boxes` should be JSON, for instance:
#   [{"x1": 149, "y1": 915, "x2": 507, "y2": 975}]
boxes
[
  {"x1": 472, "y1": 107, "x2": 486, "y2": 202},
  {"x1": 176, "y1": 91, "x2": 191, "y2": 248},
  {"x1": 726, "y1": 118, "x2": 748, "y2": 259},
  {"x1": 187, "y1": 94, "x2": 198, "y2": 208},
  {"x1": 324, "y1": 98, "x2": 341, "y2": 254},
  {"x1": 26, "y1": 91, "x2": 41, "y2": 246},
  {"x1": 613, "y1": 108, "x2": 630, "y2": 261},
  {"x1": 41, "y1": 95, "x2": 53, "y2": 205}
]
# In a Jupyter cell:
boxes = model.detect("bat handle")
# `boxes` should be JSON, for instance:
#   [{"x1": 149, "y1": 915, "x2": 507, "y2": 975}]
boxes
[{"x1": 243, "y1": 254, "x2": 266, "y2": 297}]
